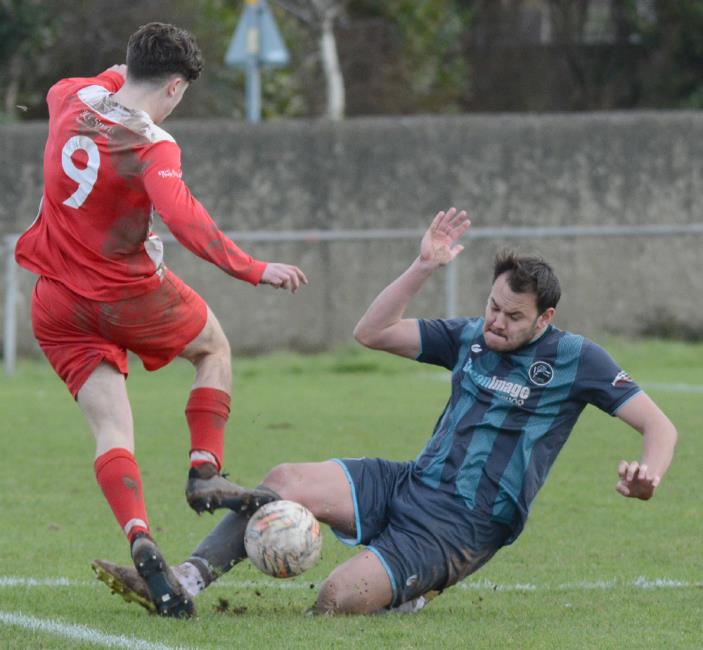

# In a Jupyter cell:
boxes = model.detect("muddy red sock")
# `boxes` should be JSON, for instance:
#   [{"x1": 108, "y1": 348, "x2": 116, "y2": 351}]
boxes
[
  {"x1": 186, "y1": 388, "x2": 230, "y2": 472},
  {"x1": 94, "y1": 448, "x2": 149, "y2": 542}
]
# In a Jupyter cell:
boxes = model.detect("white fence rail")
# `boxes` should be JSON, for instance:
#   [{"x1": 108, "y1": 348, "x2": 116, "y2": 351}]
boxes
[{"x1": 4, "y1": 223, "x2": 703, "y2": 376}]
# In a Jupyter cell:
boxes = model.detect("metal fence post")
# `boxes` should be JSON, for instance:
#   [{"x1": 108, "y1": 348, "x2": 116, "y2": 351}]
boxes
[
  {"x1": 446, "y1": 259, "x2": 458, "y2": 319},
  {"x1": 3, "y1": 235, "x2": 18, "y2": 376}
]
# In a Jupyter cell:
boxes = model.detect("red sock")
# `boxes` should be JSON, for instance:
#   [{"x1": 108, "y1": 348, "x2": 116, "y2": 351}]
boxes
[
  {"x1": 94, "y1": 448, "x2": 150, "y2": 542},
  {"x1": 186, "y1": 388, "x2": 231, "y2": 471}
]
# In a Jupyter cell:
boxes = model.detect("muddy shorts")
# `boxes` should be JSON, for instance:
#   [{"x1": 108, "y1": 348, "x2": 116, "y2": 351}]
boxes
[
  {"x1": 331, "y1": 457, "x2": 513, "y2": 607},
  {"x1": 31, "y1": 270, "x2": 207, "y2": 397}
]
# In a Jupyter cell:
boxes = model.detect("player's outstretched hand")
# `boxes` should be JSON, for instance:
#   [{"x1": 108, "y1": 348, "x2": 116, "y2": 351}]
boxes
[
  {"x1": 420, "y1": 208, "x2": 471, "y2": 267},
  {"x1": 261, "y1": 262, "x2": 308, "y2": 293},
  {"x1": 107, "y1": 64, "x2": 127, "y2": 79},
  {"x1": 615, "y1": 460, "x2": 660, "y2": 500}
]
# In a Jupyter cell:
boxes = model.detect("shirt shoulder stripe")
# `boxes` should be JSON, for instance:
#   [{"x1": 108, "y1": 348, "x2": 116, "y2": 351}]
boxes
[{"x1": 76, "y1": 85, "x2": 175, "y2": 144}]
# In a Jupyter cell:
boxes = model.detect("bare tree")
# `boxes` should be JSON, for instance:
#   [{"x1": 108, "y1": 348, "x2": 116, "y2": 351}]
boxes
[{"x1": 273, "y1": 0, "x2": 348, "y2": 120}]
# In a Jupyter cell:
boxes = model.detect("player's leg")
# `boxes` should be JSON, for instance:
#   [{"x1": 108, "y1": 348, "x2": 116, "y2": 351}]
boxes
[
  {"x1": 32, "y1": 277, "x2": 194, "y2": 617},
  {"x1": 77, "y1": 362, "x2": 134, "y2": 455},
  {"x1": 77, "y1": 362, "x2": 195, "y2": 618},
  {"x1": 185, "y1": 460, "x2": 354, "y2": 586},
  {"x1": 327, "y1": 475, "x2": 509, "y2": 616},
  {"x1": 92, "y1": 461, "x2": 355, "y2": 608},
  {"x1": 77, "y1": 362, "x2": 152, "y2": 545},
  {"x1": 177, "y1": 300, "x2": 275, "y2": 513},
  {"x1": 264, "y1": 460, "x2": 356, "y2": 532},
  {"x1": 315, "y1": 550, "x2": 393, "y2": 614},
  {"x1": 178, "y1": 306, "x2": 231, "y2": 473},
  {"x1": 100, "y1": 271, "x2": 271, "y2": 514},
  {"x1": 179, "y1": 305, "x2": 231, "y2": 393},
  {"x1": 33, "y1": 275, "x2": 197, "y2": 618},
  {"x1": 77, "y1": 363, "x2": 149, "y2": 540},
  {"x1": 179, "y1": 459, "x2": 384, "y2": 590},
  {"x1": 30, "y1": 277, "x2": 149, "y2": 543}
]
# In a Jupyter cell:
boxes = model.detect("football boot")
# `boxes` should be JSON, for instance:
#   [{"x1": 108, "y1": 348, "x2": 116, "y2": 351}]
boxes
[
  {"x1": 185, "y1": 463, "x2": 277, "y2": 514},
  {"x1": 129, "y1": 535, "x2": 195, "y2": 618},
  {"x1": 92, "y1": 558, "x2": 154, "y2": 613}
]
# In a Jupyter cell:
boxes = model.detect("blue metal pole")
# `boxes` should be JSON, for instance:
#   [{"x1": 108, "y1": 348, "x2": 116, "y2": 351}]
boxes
[
  {"x1": 245, "y1": 57, "x2": 261, "y2": 123},
  {"x1": 245, "y1": 0, "x2": 262, "y2": 123}
]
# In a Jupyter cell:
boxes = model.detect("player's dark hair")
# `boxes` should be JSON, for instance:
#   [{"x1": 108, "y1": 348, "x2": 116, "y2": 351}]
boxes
[
  {"x1": 126, "y1": 22, "x2": 202, "y2": 83},
  {"x1": 493, "y1": 251, "x2": 561, "y2": 314}
]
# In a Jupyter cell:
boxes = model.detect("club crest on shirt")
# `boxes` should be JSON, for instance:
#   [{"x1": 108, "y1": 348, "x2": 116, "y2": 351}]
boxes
[
  {"x1": 528, "y1": 361, "x2": 554, "y2": 386},
  {"x1": 611, "y1": 370, "x2": 633, "y2": 387}
]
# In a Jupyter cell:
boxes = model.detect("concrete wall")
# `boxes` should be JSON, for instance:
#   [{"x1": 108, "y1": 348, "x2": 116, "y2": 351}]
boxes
[{"x1": 2, "y1": 112, "x2": 702, "y2": 357}]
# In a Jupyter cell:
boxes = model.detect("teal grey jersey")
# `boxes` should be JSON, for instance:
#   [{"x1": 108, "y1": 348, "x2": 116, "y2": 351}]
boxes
[{"x1": 415, "y1": 317, "x2": 641, "y2": 541}]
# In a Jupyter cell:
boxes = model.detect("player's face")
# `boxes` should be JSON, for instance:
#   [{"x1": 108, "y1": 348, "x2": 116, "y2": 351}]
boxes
[{"x1": 483, "y1": 272, "x2": 555, "y2": 352}]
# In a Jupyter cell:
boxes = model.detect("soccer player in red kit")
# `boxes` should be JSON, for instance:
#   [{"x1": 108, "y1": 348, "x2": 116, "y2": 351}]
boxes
[{"x1": 14, "y1": 22, "x2": 306, "y2": 617}]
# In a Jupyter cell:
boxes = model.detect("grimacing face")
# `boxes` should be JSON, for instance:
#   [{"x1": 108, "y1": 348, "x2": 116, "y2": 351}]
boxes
[{"x1": 482, "y1": 272, "x2": 555, "y2": 352}]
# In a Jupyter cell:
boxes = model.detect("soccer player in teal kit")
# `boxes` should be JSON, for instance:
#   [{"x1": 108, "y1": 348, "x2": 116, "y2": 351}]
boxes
[{"x1": 93, "y1": 208, "x2": 677, "y2": 615}]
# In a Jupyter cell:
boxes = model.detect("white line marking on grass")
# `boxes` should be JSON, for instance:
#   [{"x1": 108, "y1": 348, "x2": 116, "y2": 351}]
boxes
[
  {"x1": 459, "y1": 579, "x2": 538, "y2": 592},
  {"x1": 0, "y1": 611, "x2": 189, "y2": 650},
  {"x1": 2, "y1": 575, "x2": 700, "y2": 593},
  {"x1": 640, "y1": 382, "x2": 703, "y2": 394},
  {"x1": 214, "y1": 578, "x2": 317, "y2": 590},
  {"x1": 557, "y1": 579, "x2": 616, "y2": 590},
  {"x1": 631, "y1": 577, "x2": 690, "y2": 589},
  {"x1": 0, "y1": 576, "x2": 313, "y2": 590},
  {"x1": 0, "y1": 577, "x2": 74, "y2": 587},
  {"x1": 457, "y1": 577, "x2": 700, "y2": 592}
]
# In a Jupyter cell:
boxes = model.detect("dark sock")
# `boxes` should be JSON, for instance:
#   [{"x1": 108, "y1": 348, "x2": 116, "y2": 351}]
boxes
[{"x1": 188, "y1": 486, "x2": 281, "y2": 586}]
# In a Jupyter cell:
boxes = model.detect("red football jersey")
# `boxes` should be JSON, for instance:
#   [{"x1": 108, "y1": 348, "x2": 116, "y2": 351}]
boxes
[{"x1": 16, "y1": 69, "x2": 266, "y2": 301}]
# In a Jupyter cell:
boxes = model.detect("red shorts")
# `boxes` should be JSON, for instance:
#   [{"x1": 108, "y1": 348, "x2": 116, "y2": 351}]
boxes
[{"x1": 31, "y1": 270, "x2": 208, "y2": 397}]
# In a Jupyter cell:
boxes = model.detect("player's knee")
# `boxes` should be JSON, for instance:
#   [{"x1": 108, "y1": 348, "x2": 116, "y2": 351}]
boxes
[
  {"x1": 261, "y1": 463, "x2": 297, "y2": 498},
  {"x1": 315, "y1": 575, "x2": 371, "y2": 615},
  {"x1": 210, "y1": 324, "x2": 230, "y2": 359},
  {"x1": 315, "y1": 575, "x2": 345, "y2": 614},
  {"x1": 182, "y1": 319, "x2": 230, "y2": 367}
]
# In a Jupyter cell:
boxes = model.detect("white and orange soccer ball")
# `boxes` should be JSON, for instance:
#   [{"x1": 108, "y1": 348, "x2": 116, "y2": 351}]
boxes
[{"x1": 244, "y1": 500, "x2": 322, "y2": 578}]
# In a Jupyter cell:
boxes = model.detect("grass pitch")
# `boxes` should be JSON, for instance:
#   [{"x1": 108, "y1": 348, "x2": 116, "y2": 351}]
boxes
[{"x1": 0, "y1": 339, "x2": 701, "y2": 649}]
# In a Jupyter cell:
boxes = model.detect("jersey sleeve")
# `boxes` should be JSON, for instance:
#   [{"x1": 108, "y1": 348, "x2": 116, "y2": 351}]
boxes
[
  {"x1": 141, "y1": 142, "x2": 266, "y2": 285},
  {"x1": 572, "y1": 340, "x2": 641, "y2": 415},
  {"x1": 47, "y1": 69, "x2": 125, "y2": 107},
  {"x1": 417, "y1": 318, "x2": 472, "y2": 370},
  {"x1": 90, "y1": 69, "x2": 126, "y2": 92}
]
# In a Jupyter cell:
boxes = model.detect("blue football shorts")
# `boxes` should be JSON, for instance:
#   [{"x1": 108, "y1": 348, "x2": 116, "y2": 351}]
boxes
[{"x1": 331, "y1": 457, "x2": 513, "y2": 607}]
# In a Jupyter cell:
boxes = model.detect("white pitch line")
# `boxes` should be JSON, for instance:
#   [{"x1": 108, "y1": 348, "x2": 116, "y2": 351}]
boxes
[
  {"x1": 0, "y1": 576, "x2": 313, "y2": 590},
  {"x1": 1, "y1": 575, "x2": 698, "y2": 593},
  {"x1": 640, "y1": 381, "x2": 703, "y2": 394},
  {"x1": 631, "y1": 577, "x2": 690, "y2": 589},
  {"x1": 458, "y1": 577, "x2": 699, "y2": 592},
  {"x1": 0, "y1": 610, "x2": 190, "y2": 650},
  {"x1": 0, "y1": 577, "x2": 74, "y2": 587}
]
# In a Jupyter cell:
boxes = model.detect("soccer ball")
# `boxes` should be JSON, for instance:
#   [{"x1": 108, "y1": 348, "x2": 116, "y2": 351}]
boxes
[{"x1": 244, "y1": 500, "x2": 322, "y2": 578}]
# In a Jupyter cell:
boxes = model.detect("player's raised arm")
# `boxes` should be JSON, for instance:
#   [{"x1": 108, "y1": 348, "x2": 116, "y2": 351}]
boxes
[
  {"x1": 353, "y1": 208, "x2": 470, "y2": 359},
  {"x1": 613, "y1": 392, "x2": 677, "y2": 500}
]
